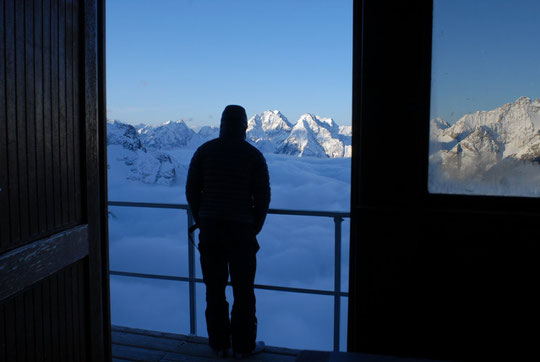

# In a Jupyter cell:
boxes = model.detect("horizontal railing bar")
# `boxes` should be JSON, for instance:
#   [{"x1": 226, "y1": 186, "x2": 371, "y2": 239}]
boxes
[
  {"x1": 108, "y1": 201, "x2": 190, "y2": 210},
  {"x1": 108, "y1": 201, "x2": 350, "y2": 218},
  {"x1": 253, "y1": 282, "x2": 349, "y2": 298},
  {"x1": 111, "y1": 270, "x2": 193, "y2": 283},
  {"x1": 268, "y1": 208, "x2": 350, "y2": 218},
  {"x1": 110, "y1": 270, "x2": 349, "y2": 297}
]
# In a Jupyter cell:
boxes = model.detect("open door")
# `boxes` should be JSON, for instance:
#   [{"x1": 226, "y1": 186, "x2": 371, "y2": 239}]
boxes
[{"x1": 0, "y1": 0, "x2": 110, "y2": 361}]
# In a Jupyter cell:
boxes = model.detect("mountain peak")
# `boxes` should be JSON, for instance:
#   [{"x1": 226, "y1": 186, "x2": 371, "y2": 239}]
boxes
[
  {"x1": 431, "y1": 117, "x2": 450, "y2": 130},
  {"x1": 249, "y1": 110, "x2": 292, "y2": 131},
  {"x1": 296, "y1": 113, "x2": 338, "y2": 131},
  {"x1": 162, "y1": 119, "x2": 188, "y2": 126},
  {"x1": 515, "y1": 96, "x2": 531, "y2": 104}
]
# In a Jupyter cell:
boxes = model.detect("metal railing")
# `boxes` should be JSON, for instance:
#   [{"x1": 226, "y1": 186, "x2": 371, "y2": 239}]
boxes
[{"x1": 107, "y1": 200, "x2": 350, "y2": 351}]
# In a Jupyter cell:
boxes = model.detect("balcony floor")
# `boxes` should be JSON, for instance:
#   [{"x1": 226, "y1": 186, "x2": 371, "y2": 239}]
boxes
[
  {"x1": 112, "y1": 325, "x2": 445, "y2": 362},
  {"x1": 112, "y1": 325, "x2": 299, "y2": 361}
]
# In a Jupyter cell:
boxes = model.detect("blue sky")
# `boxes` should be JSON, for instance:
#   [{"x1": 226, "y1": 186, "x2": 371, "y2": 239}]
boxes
[
  {"x1": 107, "y1": 0, "x2": 540, "y2": 128},
  {"x1": 106, "y1": 0, "x2": 353, "y2": 127},
  {"x1": 431, "y1": 0, "x2": 540, "y2": 123}
]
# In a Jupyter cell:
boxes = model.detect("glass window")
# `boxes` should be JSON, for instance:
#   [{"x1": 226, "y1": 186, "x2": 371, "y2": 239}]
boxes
[{"x1": 429, "y1": 0, "x2": 540, "y2": 197}]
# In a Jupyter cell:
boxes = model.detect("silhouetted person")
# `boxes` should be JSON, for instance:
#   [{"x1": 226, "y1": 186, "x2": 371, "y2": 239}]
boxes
[{"x1": 186, "y1": 105, "x2": 270, "y2": 358}]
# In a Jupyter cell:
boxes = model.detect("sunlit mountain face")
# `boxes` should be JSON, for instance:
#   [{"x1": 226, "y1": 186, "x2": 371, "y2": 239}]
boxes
[{"x1": 429, "y1": 97, "x2": 540, "y2": 197}]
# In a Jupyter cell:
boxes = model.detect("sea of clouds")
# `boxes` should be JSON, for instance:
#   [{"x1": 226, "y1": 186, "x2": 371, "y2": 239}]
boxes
[{"x1": 108, "y1": 149, "x2": 351, "y2": 351}]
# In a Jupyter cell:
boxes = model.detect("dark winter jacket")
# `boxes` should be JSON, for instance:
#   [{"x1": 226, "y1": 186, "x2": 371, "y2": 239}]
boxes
[{"x1": 185, "y1": 105, "x2": 271, "y2": 234}]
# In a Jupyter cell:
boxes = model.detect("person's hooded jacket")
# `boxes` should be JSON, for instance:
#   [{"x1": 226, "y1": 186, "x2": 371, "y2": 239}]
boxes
[{"x1": 185, "y1": 105, "x2": 271, "y2": 234}]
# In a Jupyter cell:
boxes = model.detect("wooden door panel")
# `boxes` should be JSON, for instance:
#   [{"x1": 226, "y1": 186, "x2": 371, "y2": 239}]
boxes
[
  {"x1": 0, "y1": 260, "x2": 89, "y2": 362},
  {"x1": 1, "y1": 0, "x2": 109, "y2": 361},
  {"x1": 0, "y1": 0, "x2": 84, "y2": 254}
]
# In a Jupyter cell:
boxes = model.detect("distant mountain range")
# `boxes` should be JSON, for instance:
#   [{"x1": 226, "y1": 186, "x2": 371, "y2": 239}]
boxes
[
  {"x1": 247, "y1": 110, "x2": 351, "y2": 158},
  {"x1": 429, "y1": 96, "x2": 540, "y2": 195},
  {"x1": 107, "y1": 98, "x2": 540, "y2": 191},
  {"x1": 108, "y1": 110, "x2": 351, "y2": 158},
  {"x1": 106, "y1": 111, "x2": 351, "y2": 185}
]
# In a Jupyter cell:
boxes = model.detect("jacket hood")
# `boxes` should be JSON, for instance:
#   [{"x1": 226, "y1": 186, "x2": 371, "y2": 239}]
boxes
[{"x1": 219, "y1": 105, "x2": 248, "y2": 140}]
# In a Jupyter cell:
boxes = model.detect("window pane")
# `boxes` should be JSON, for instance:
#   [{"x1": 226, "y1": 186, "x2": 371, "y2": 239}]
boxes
[{"x1": 429, "y1": 0, "x2": 540, "y2": 197}]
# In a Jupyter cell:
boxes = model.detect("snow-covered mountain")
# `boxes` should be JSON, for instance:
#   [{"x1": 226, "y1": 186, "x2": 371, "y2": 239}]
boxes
[
  {"x1": 107, "y1": 120, "x2": 145, "y2": 151},
  {"x1": 429, "y1": 96, "x2": 540, "y2": 195},
  {"x1": 107, "y1": 111, "x2": 351, "y2": 184},
  {"x1": 107, "y1": 120, "x2": 181, "y2": 185},
  {"x1": 247, "y1": 110, "x2": 293, "y2": 153},
  {"x1": 278, "y1": 113, "x2": 351, "y2": 158},
  {"x1": 109, "y1": 111, "x2": 351, "y2": 158},
  {"x1": 137, "y1": 120, "x2": 197, "y2": 149},
  {"x1": 246, "y1": 111, "x2": 351, "y2": 157}
]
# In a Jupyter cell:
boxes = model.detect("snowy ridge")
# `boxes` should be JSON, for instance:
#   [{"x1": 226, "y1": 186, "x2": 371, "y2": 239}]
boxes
[
  {"x1": 110, "y1": 110, "x2": 351, "y2": 158},
  {"x1": 107, "y1": 120, "x2": 145, "y2": 151},
  {"x1": 137, "y1": 120, "x2": 197, "y2": 149},
  {"x1": 107, "y1": 121, "x2": 181, "y2": 185},
  {"x1": 429, "y1": 96, "x2": 540, "y2": 196},
  {"x1": 107, "y1": 111, "x2": 351, "y2": 185},
  {"x1": 285, "y1": 113, "x2": 351, "y2": 158}
]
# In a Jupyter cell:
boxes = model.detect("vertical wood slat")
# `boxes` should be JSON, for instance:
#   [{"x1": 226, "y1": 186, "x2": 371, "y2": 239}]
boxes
[
  {"x1": 72, "y1": 0, "x2": 82, "y2": 222},
  {"x1": 51, "y1": 0, "x2": 62, "y2": 230},
  {"x1": 65, "y1": 0, "x2": 75, "y2": 226},
  {"x1": 42, "y1": 0, "x2": 55, "y2": 233},
  {"x1": 71, "y1": 263, "x2": 82, "y2": 362},
  {"x1": 5, "y1": 299, "x2": 17, "y2": 361},
  {"x1": 5, "y1": 0, "x2": 21, "y2": 246},
  {"x1": 49, "y1": 273, "x2": 60, "y2": 361},
  {"x1": 0, "y1": 303, "x2": 6, "y2": 362},
  {"x1": 16, "y1": 0, "x2": 30, "y2": 242},
  {"x1": 25, "y1": 0, "x2": 39, "y2": 239},
  {"x1": 41, "y1": 277, "x2": 52, "y2": 362},
  {"x1": 15, "y1": 294, "x2": 26, "y2": 362},
  {"x1": 24, "y1": 288, "x2": 36, "y2": 362},
  {"x1": 58, "y1": 0, "x2": 68, "y2": 227},
  {"x1": 33, "y1": 283, "x2": 45, "y2": 362},
  {"x1": 0, "y1": 0, "x2": 11, "y2": 250},
  {"x1": 78, "y1": 260, "x2": 88, "y2": 362},
  {"x1": 34, "y1": 0, "x2": 47, "y2": 235},
  {"x1": 57, "y1": 269, "x2": 66, "y2": 361},
  {"x1": 64, "y1": 263, "x2": 75, "y2": 361}
]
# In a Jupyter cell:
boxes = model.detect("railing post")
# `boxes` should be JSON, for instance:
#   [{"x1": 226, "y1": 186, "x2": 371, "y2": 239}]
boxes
[
  {"x1": 187, "y1": 209, "x2": 197, "y2": 335},
  {"x1": 333, "y1": 216, "x2": 343, "y2": 352}
]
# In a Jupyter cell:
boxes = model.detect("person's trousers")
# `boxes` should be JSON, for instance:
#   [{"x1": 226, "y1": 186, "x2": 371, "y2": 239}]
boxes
[{"x1": 198, "y1": 219, "x2": 259, "y2": 353}]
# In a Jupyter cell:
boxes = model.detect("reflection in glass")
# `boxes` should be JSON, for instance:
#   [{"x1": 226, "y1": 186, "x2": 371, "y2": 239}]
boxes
[{"x1": 429, "y1": 0, "x2": 540, "y2": 197}]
